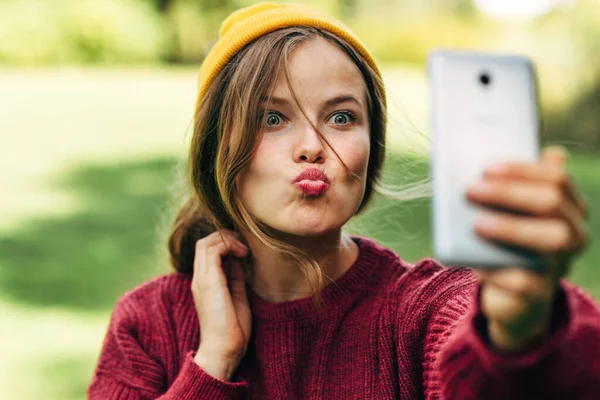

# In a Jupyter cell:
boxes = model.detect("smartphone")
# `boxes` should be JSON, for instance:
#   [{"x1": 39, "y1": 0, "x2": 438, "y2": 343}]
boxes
[{"x1": 428, "y1": 49, "x2": 543, "y2": 269}]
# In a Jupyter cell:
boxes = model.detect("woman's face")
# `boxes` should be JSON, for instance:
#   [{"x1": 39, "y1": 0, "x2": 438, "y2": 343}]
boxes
[{"x1": 237, "y1": 37, "x2": 371, "y2": 237}]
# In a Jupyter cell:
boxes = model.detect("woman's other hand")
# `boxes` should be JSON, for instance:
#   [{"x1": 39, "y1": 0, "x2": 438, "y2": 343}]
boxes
[
  {"x1": 191, "y1": 230, "x2": 251, "y2": 381},
  {"x1": 466, "y1": 146, "x2": 589, "y2": 352}
]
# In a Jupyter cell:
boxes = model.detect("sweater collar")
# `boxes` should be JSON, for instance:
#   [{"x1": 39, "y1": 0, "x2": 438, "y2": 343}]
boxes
[{"x1": 247, "y1": 236, "x2": 382, "y2": 322}]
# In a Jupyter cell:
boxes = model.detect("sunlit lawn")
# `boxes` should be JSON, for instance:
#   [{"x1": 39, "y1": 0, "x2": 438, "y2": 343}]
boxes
[{"x1": 0, "y1": 66, "x2": 598, "y2": 399}]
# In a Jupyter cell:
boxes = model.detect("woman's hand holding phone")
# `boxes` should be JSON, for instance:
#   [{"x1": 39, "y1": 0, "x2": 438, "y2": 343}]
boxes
[
  {"x1": 466, "y1": 146, "x2": 589, "y2": 352},
  {"x1": 191, "y1": 230, "x2": 252, "y2": 381}
]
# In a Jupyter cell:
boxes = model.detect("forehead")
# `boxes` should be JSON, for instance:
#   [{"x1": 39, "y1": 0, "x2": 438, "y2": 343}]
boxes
[{"x1": 270, "y1": 36, "x2": 367, "y2": 102}]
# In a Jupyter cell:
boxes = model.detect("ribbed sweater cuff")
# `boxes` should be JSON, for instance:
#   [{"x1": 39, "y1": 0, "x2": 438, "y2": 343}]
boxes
[
  {"x1": 467, "y1": 281, "x2": 571, "y2": 373},
  {"x1": 167, "y1": 352, "x2": 248, "y2": 399}
]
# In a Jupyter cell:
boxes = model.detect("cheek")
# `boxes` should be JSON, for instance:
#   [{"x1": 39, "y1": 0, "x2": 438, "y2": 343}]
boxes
[
  {"x1": 245, "y1": 141, "x2": 277, "y2": 180},
  {"x1": 338, "y1": 135, "x2": 370, "y2": 178},
  {"x1": 237, "y1": 140, "x2": 280, "y2": 195}
]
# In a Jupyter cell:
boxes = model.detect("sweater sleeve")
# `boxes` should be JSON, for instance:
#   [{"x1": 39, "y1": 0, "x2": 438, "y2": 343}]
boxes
[
  {"x1": 88, "y1": 293, "x2": 248, "y2": 399},
  {"x1": 429, "y1": 279, "x2": 600, "y2": 400}
]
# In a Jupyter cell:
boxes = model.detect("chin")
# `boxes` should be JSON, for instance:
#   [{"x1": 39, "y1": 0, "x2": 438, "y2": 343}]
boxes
[
  {"x1": 286, "y1": 219, "x2": 347, "y2": 238},
  {"x1": 261, "y1": 219, "x2": 338, "y2": 239},
  {"x1": 256, "y1": 204, "x2": 357, "y2": 238}
]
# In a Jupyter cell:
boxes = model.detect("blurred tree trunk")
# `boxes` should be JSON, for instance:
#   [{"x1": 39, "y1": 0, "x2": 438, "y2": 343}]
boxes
[{"x1": 155, "y1": 0, "x2": 174, "y2": 13}]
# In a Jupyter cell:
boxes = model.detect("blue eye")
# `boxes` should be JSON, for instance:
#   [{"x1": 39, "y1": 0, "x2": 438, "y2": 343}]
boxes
[{"x1": 329, "y1": 111, "x2": 355, "y2": 125}]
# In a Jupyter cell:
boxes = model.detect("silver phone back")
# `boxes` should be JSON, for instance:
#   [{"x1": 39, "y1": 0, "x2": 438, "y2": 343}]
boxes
[{"x1": 428, "y1": 50, "x2": 541, "y2": 268}]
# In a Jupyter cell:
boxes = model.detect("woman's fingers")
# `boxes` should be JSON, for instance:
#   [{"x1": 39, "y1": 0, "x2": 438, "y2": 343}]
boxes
[
  {"x1": 194, "y1": 231, "x2": 248, "y2": 270},
  {"x1": 474, "y1": 147, "x2": 592, "y2": 352},
  {"x1": 557, "y1": 197, "x2": 590, "y2": 250},
  {"x1": 468, "y1": 148, "x2": 589, "y2": 259},
  {"x1": 191, "y1": 229, "x2": 251, "y2": 333},
  {"x1": 191, "y1": 230, "x2": 252, "y2": 378},
  {"x1": 479, "y1": 150, "x2": 588, "y2": 219},
  {"x1": 474, "y1": 211, "x2": 585, "y2": 255},
  {"x1": 468, "y1": 180, "x2": 564, "y2": 216},
  {"x1": 193, "y1": 230, "x2": 249, "y2": 290},
  {"x1": 468, "y1": 178, "x2": 589, "y2": 242}
]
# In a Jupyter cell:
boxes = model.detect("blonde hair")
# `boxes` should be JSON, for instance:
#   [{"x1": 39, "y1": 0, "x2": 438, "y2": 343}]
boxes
[{"x1": 168, "y1": 26, "x2": 387, "y2": 302}]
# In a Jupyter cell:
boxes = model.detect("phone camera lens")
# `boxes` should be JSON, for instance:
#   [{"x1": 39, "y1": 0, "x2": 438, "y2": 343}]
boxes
[{"x1": 479, "y1": 72, "x2": 491, "y2": 86}]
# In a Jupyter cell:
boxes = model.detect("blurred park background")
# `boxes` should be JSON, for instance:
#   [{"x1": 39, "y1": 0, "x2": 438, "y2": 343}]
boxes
[{"x1": 0, "y1": 0, "x2": 599, "y2": 398}]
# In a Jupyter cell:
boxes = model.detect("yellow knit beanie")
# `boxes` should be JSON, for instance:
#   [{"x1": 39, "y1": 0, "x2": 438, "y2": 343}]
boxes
[{"x1": 195, "y1": 2, "x2": 383, "y2": 109}]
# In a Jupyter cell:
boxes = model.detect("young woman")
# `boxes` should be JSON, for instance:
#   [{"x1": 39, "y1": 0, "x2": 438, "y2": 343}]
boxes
[{"x1": 88, "y1": 3, "x2": 599, "y2": 399}]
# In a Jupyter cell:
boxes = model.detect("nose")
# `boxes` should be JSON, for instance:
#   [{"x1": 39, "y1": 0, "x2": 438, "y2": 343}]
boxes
[{"x1": 295, "y1": 121, "x2": 325, "y2": 163}]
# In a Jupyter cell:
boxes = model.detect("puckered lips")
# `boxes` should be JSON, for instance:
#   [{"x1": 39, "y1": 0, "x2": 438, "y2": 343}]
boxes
[{"x1": 293, "y1": 168, "x2": 330, "y2": 197}]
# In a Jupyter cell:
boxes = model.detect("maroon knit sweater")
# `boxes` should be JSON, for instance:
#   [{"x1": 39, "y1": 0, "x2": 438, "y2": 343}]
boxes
[{"x1": 88, "y1": 237, "x2": 600, "y2": 399}]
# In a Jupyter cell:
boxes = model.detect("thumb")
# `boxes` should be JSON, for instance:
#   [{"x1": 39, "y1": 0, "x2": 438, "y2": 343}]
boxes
[{"x1": 541, "y1": 145, "x2": 569, "y2": 167}]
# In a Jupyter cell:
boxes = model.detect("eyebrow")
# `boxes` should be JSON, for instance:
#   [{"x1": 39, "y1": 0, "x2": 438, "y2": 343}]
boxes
[
  {"x1": 324, "y1": 95, "x2": 363, "y2": 108},
  {"x1": 260, "y1": 94, "x2": 363, "y2": 108},
  {"x1": 260, "y1": 95, "x2": 290, "y2": 105}
]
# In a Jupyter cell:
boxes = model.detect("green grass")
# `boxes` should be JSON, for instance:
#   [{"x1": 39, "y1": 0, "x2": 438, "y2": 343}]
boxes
[{"x1": 0, "y1": 66, "x2": 598, "y2": 399}]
